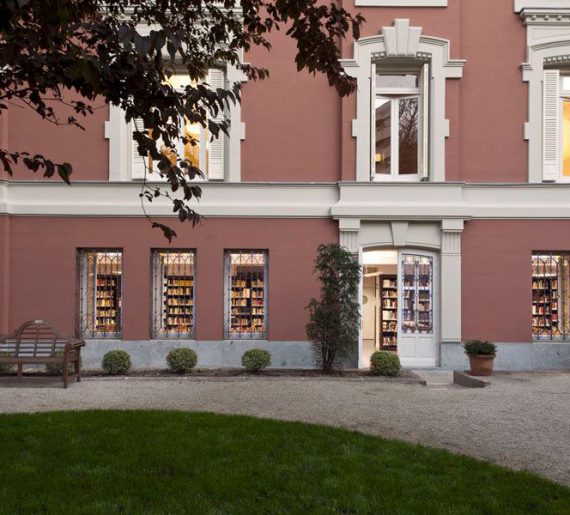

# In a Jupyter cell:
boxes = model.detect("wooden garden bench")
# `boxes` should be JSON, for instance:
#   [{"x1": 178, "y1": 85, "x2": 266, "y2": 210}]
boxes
[{"x1": 0, "y1": 320, "x2": 85, "y2": 388}]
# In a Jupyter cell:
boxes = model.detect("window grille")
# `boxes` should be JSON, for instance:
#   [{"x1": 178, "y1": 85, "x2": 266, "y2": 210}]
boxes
[
  {"x1": 225, "y1": 251, "x2": 268, "y2": 339},
  {"x1": 78, "y1": 250, "x2": 123, "y2": 338},
  {"x1": 152, "y1": 250, "x2": 195, "y2": 338},
  {"x1": 401, "y1": 255, "x2": 433, "y2": 334},
  {"x1": 532, "y1": 253, "x2": 570, "y2": 340}
]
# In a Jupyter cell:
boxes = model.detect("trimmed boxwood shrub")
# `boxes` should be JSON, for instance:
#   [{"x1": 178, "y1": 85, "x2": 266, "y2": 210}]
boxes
[
  {"x1": 45, "y1": 350, "x2": 71, "y2": 375},
  {"x1": 464, "y1": 340, "x2": 496, "y2": 356},
  {"x1": 166, "y1": 348, "x2": 197, "y2": 373},
  {"x1": 242, "y1": 349, "x2": 271, "y2": 373},
  {"x1": 370, "y1": 351, "x2": 401, "y2": 377},
  {"x1": 101, "y1": 350, "x2": 131, "y2": 376}
]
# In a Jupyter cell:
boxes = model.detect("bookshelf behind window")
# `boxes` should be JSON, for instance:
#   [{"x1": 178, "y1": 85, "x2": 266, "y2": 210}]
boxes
[
  {"x1": 532, "y1": 253, "x2": 569, "y2": 339},
  {"x1": 79, "y1": 250, "x2": 122, "y2": 338},
  {"x1": 380, "y1": 274, "x2": 398, "y2": 351},
  {"x1": 152, "y1": 251, "x2": 195, "y2": 338},
  {"x1": 225, "y1": 251, "x2": 267, "y2": 339}
]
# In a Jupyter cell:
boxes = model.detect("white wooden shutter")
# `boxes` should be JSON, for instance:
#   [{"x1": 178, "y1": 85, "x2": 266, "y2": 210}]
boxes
[
  {"x1": 207, "y1": 68, "x2": 225, "y2": 180},
  {"x1": 130, "y1": 118, "x2": 147, "y2": 180},
  {"x1": 543, "y1": 69, "x2": 560, "y2": 182},
  {"x1": 370, "y1": 63, "x2": 376, "y2": 180},
  {"x1": 418, "y1": 63, "x2": 430, "y2": 181}
]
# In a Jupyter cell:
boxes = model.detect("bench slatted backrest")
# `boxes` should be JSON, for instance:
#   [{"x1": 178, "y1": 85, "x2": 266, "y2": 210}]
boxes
[{"x1": 2, "y1": 320, "x2": 69, "y2": 358}]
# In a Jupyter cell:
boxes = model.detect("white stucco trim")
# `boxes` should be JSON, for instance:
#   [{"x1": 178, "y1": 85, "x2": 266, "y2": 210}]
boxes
[
  {"x1": 519, "y1": 8, "x2": 570, "y2": 183},
  {"x1": 356, "y1": 0, "x2": 447, "y2": 5},
  {"x1": 0, "y1": 181, "x2": 337, "y2": 218},
  {"x1": 348, "y1": 219, "x2": 461, "y2": 367},
  {"x1": 515, "y1": 1, "x2": 570, "y2": 12},
  {"x1": 105, "y1": 63, "x2": 246, "y2": 183},
  {"x1": 7, "y1": 181, "x2": 570, "y2": 219},
  {"x1": 340, "y1": 19, "x2": 465, "y2": 183}
]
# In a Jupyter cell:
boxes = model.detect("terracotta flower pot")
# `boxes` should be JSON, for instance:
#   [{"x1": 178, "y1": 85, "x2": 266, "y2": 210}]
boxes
[{"x1": 467, "y1": 354, "x2": 495, "y2": 376}]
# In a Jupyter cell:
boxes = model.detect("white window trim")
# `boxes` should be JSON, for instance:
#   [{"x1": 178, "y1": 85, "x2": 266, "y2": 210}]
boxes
[
  {"x1": 519, "y1": 7, "x2": 570, "y2": 183},
  {"x1": 373, "y1": 65, "x2": 428, "y2": 182},
  {"x1": 356, "y1": 0, "x2": 447, "y2": 6},
  {"x1": 105, "y1": 63, "x2": 246, "y2": 183},
  {"x1": 340, "y1": 19, "x2": 464, "y2": 183}
]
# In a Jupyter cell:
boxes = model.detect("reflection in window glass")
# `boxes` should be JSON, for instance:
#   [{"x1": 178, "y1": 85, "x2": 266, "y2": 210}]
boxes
[
  {"x1": 563, "y1": 100, "x2": 570, "y2": 177},
  {"x1": 401, "y1": 255, "x2": 433, "y2": 334},
  {"x1": 375, "y1": 98, "x2": 391, "y2": 175},
  {"x1": 398, "y1": 98, "x2": 419, "y2": 175}
]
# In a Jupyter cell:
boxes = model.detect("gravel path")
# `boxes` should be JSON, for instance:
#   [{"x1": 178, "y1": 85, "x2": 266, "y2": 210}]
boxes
[{"x1": 0, "y1": 372, "x2": 569, "y2": 486}]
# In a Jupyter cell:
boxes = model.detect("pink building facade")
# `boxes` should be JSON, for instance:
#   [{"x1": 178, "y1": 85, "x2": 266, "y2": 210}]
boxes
[{"x1": 2, "y1": 0, "x2": 570, "y2": 370}]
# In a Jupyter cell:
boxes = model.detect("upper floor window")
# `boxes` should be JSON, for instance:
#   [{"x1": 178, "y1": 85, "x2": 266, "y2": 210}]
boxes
[
  {"x1": 340, "y1": 19, "x2": 464, "y2": 182},
  {"x1": 373, "y1": 66, "x2": 428, "y2": 181},
  {"x1": 130, "y1": 68, "x2": 225, "y2": 182}
]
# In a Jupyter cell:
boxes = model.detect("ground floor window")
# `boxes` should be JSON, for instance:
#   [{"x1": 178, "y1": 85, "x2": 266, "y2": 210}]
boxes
[
  {"x1": 532, "y1": 253, "x2": 570, "y2": 340},
  {"x1": 152, "y1": 250, "x2": 195, "y2": 338},
  {"x1": 225, "y1": 251, "x2": 268, "y2": 339},
  {"x1": 78, "y1": 250, "x2": 123, "y2": 338}
]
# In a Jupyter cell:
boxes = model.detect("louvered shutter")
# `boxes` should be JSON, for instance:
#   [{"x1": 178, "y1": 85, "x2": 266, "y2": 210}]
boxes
[
  {"x1": 207, "y1": 68, "x2": 225, "y2": 180},
  {"x1": 370, "y1": 63, "x2": 376, "y2": 180},
  {"x1": 543, "y1": 69, "x2": 560, "y2": 182},
  {"x1": 418, "y1": 63, "x2": 430, "y2": 181},
  {"x1": 130, "y1": 118, "x2": 147, "y2": 180}
]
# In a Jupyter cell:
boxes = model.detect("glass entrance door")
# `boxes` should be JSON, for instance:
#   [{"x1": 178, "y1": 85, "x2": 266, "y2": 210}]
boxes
[{"x1": 397, "y1": 251, "x2": 438, "y2": 367}]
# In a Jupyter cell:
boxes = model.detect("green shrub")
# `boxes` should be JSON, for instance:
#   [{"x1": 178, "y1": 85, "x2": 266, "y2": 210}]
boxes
[
  {"x1": 464, "y1": 340, "x2": 496, "y2": 356},
  {"x1": 166, "y1": 348, "x2": 197, "y2": 373},
  {"x1": 0, "y1": 351, "x2": 13, "y2": 374},
  {"x1": 101, "y1": 350, "x2": 131, "y2": 375},
  {"x1": 45, "y1": 350, "x2": 74, "y2": 375},
  {"x1": 306, "y1": 243, "x2": 361, "y2": 372},
  {"x1": 242, "y1": 349, "x2": 271, "y2": 372},
  {"x1": 370, "y1": 351, "x2": 401, "y2": 377}
]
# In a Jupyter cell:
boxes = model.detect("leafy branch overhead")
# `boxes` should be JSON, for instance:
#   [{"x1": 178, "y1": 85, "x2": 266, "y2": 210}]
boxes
[{"x1": 0, "y1": 0, "x2": 363, "y2": 239}]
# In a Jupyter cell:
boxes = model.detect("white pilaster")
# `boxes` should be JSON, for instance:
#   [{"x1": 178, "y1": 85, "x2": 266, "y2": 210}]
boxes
[
  {"x1": 339, "y1": 218, "x2": 361, "y2": 253},
  {"x1": 440, "y1": 219, "x2": 464, "y2": 344}
]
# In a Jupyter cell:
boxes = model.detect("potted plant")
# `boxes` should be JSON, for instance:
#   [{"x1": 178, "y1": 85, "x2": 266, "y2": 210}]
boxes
[{"x1": 464, "y1": 340, "x2": 497, "y2": 376}]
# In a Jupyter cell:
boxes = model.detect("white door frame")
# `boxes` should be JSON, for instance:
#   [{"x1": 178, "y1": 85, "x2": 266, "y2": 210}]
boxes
[
  {"x1": 397, "y1": 249, "x2": 439, "y2": 368},
  {"x1": 358, "y1": 246, "x2": 440, "y2": 369}
]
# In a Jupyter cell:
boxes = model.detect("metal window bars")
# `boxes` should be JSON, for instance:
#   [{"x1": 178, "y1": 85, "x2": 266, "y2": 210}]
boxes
[
  {"x1": 224, "y1": 251, "x2": 268, "y2": 339},
  {"x1": 532, "y1": 253, "x2": 570, "y2": 340},
  {"x1": 401, "y1": 255, "x2": 433, "y2": 335},
  {"x1": 152, "y1": 250, "x2": 195, "y2": 338},
  {"x1": 78, "y1": 250, "x2": 123, "y2": 339}
]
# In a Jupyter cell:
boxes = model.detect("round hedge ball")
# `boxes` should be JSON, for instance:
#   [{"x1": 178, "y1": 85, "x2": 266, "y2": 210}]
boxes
[
  {"x1": 101, "y1": 350, "x2": 131, "y2": 376},
  {"x1": 370, "y1": 351, "x2": 401, "y2": 377},
  {"x1": 166, "y1": 348, "x2": 198, "y2": 373},
  {"x1": 241, "y1": 349, "x2": 271, "y2": 372}
]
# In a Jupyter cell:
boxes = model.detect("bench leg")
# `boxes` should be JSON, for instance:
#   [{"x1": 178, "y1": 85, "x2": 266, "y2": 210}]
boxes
[
  {"x1": 75, "y1": 359, "x2": 81, "y2": 383},
  {"x1": 63, "y1": 363, "x2": 69, "y2": 389},
  {"x1": 17, "y1": 363, "x2": 23, "y2": 378}
]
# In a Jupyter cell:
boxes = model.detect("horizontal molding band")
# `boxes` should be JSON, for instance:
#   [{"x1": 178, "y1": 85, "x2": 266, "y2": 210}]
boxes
[{"x1": 4, "y1": 180, "x2": 570, "y2": 219}]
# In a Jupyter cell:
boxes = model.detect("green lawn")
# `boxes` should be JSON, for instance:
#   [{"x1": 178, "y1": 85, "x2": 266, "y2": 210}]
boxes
[{"x1": 0, "y1": 411, "x2": 568, "y2": 514}]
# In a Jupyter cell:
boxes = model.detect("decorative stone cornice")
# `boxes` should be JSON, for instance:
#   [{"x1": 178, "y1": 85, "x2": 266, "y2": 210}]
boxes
[
  {"x1": 544, "y1": 54, "x2": 570, "y2": 65},
  {"x1": 520, "y1": 8, "x2": 570, "y2": 25}
]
